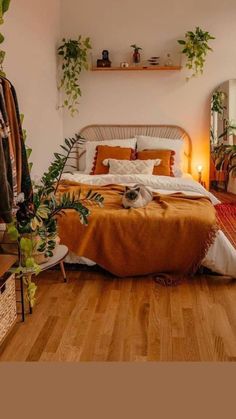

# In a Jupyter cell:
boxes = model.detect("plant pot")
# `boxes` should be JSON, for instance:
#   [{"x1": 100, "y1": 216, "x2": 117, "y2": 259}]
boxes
[
  {"x1": 133, "y1": 50, "x2": 141, "y2": 64},
  {"x1": 1, "y1": 232, "x2": 50, "y2": 265}
]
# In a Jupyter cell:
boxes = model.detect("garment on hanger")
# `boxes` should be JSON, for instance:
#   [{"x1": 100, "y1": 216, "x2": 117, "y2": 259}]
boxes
[
  {"x1": 3, "y1": 78, "x2": 32, "y2": 198},
  {"x1": 0, "y1": 81, "x2": 17, "y2": 198},
  {"x1": 0, "y1": 131, "x2": 13, "y2": 223}
]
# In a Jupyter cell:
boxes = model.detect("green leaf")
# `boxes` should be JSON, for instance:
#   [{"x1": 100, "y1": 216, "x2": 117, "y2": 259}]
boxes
[
  {"x1": 2, "y1": 0, "x2": 11, "y2": 14},
  {"x1": 20, "y1": 237, "x2": 33, "y2": 255},
  {"x1": 7, "y1": 224, "x2": 19, "y2": 241}
]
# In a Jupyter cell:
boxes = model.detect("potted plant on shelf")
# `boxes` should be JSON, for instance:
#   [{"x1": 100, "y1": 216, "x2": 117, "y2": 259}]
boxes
[
  {"x1": 5, "y1": 135, "x2": 104, "y2": 307},
  {"x1": 178, "y1": 27, "x2": 215, "y2": 79},
  {"x1": 130, "y1": 44, "x2": 142, "y2": 65},
  {"x1": 58, "y1": 36, "x2": 92, "y2": 116}
]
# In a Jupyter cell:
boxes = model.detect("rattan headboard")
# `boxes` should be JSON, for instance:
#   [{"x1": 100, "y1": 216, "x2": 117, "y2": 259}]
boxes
[{"x1": 78, "y1": 124, "x2": 192, "y2": 173}]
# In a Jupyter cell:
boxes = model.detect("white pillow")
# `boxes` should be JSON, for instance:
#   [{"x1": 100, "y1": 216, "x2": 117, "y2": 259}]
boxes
[
  {"x1": 103, "y1": 158, "x2": 161, "y2": 175},
  {"x1": 136, "y1": 135, "x2": 184, "y2": 177},
  {"x1": 84, "y1": 138, "x2": 137, "y2": 173}
]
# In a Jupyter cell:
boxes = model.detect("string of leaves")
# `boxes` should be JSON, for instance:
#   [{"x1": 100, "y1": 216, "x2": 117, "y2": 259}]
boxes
[
  {"x1": 178, "y1": 27, "x2": 215, "y2": 78},
  {"x1": 39, "y1": 135, "x2": 83, "y2": 196},
  {"x1": 58, "y1": 36, "x2": 92, "y2": 116},
  {"x1": 0, "y1": 0, "x2": 11, "y2": 76}
]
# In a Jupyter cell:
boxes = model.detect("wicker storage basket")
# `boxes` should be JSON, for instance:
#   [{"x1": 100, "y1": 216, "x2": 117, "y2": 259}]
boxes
[{"x1": 0, "y1": 273, "x2": 17, "y2": 346}]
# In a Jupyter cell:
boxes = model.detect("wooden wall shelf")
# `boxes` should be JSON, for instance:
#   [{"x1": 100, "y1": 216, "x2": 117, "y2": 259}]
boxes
[{"x1": 91, "y1": 66, "x2": 182, "y2": 72}]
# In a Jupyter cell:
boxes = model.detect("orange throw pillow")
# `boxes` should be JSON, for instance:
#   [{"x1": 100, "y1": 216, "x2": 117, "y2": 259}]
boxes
[
  {"x1": 137, "y1": 149, "x2": 175, "y2": 176},
  {"x1": 92, "y1": 145, "x2": 133, "y2": 175}
]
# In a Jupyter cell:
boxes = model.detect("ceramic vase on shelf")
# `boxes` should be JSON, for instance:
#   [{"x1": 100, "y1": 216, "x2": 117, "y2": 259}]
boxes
[{"x1": 164, "y1": 53, "x2": 173, "y2": 66}]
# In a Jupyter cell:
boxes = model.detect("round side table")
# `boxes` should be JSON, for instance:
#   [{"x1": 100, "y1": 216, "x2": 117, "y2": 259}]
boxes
[{"x1": 39, "y1": 245, "x2": 69, "y2": 282}]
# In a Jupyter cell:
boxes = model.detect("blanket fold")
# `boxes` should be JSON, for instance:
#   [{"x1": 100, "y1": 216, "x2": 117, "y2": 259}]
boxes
[{"x1": 57, "y1": 181, "x2": 218, "y2": 277}]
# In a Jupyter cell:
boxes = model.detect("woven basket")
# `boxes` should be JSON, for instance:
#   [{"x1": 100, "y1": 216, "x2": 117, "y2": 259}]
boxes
[{"x1": 0, "y1": 273, "x2": 17, "y2": 346}]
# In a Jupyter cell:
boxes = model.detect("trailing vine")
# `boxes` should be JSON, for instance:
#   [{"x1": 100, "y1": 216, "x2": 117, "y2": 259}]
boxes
[
  {"x1": 58, "y1": 36, "x2": 92, "y2": 116},
  {"x1": 0, "y1": 0, "x2": 11, "y2": 76},
  {"x1": 178, "y1": 27, "x2": 215, "y2": 78}
]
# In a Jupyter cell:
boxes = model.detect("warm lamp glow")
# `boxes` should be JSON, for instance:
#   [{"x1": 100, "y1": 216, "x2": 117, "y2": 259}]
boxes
[
  {"x1": 197, "y1": 165, "x2": 203, "y2": 174},
  {"x1": 197, "y1": 165, "x2": 203, "y2": 183}
]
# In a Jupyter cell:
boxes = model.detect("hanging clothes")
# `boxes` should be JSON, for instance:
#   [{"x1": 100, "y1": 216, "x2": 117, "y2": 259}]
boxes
[
  {"x1": 0, "y1": 131, "x2": 13, "y2": 223},
  {"x1": 0, "y1": 80, "x2": 17, "y2": 199},
  {"x1": 0, "y1": 77, "x2": 32, "y2": 223},
  {"x1": 2, "y1": 78, "x2": 32, "y2": 199}
]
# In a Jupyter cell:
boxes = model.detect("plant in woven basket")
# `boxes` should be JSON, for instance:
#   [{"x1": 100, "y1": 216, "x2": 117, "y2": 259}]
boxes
[
  {"x1": 58, "y1": 36, "x2": 92, "y2": 116},
  {"x1": 213, "y1": 144, "x2": 236, "y2": 189},
  {"x1": 7, "y1": 135, "x2": 104, "y2": 307},
  {"x1": 178, "y1": 27, "x2": 215, "y2": 78}
]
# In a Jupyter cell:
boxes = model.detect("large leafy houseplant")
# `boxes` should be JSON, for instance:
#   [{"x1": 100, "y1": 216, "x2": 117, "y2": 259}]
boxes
[
  {"x1": 58, "y1": 36, "x2": 92, "y2": 116},
  {"x1": 0, "y1": 0, "x2": 11, "y2": 76},
  {"x1": 178, "y1": 27, "x2": 215, "y2": 78},
  {"x1": 213, "y1": 144, "x2": 236, "y2": 184},
  {"x1": 7, "y1": 135, "x2": 104, "y2": 307}
]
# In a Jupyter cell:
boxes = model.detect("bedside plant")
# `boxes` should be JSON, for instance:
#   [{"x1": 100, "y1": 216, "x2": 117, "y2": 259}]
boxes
[
  {"x1": 58, "y1": 36, "x2": 92, "y2": 116},
  {"x1": 7, "y1": 135, "x2": 104, "y2": 307},
  {"x1": 213, "y1": 144, "x2": 236, "y2": 187},
  {"x1": 178, "y1": 27, "x2": 215, "y2": 78}
]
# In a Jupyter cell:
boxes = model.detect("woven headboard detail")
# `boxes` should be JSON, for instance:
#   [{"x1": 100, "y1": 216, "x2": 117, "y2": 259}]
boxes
[{"x1": 78, "y1": 124, "x2": 192, "y2": 173}]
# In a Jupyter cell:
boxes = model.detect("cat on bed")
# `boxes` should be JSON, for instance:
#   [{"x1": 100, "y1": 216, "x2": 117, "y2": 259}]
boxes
[{"x1": 122, "y1": 184, "x2": 153, "y2": 209}]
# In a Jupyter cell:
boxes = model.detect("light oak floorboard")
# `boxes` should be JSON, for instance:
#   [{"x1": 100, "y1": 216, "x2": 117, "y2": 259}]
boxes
[{"x1": 0, "y1": 270, "x2": 235, "y2": 362}]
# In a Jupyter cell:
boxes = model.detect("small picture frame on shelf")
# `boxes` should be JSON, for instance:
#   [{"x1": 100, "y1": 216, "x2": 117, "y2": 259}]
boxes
[{"x1": 97, "y1": 50, "x2": 111, "y2": 68}]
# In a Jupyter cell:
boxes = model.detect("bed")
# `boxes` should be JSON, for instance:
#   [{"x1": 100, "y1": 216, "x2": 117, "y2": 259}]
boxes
[{"x1": 59, "y1": 124, "x2": 236, "y2": 279}]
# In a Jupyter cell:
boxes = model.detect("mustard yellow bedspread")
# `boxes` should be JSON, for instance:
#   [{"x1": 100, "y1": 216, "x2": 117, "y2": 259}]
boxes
[{"x1": 57, "y1": 181, "x2": 218, "y2": 277}]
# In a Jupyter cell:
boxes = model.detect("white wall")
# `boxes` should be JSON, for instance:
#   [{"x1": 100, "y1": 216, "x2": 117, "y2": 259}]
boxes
[
  {"x1": 61, "y1": 0, "x2": 236, "y2": 181},
  {"x1": 4, "y1": 0, "x2": 63, "y2": 177},
  {"x1": 3, "y1": 0, "x2": 236, "y2": 181}
]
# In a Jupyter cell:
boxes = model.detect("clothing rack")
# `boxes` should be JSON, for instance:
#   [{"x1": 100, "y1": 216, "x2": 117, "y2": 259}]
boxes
[{"x1": 0, "y1": 76, "x2": 32, "y2": 224}]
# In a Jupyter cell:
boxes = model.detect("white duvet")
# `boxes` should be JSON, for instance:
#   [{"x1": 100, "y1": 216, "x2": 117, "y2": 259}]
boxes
[{"x1": 62, "y1": 172, "x2": 236, "y2": 278}]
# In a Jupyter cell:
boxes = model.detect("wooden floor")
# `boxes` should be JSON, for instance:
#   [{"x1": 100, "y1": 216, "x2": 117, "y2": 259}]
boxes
[
  {"x1": 0, "y1": 269, "x2": 236, "y2": 362},
  {"x1": 211, "y1": 189, "x2": 236, "y2": 203},
  {"x1": 1, "y1": 191, "x2": 235, "y2": 362}
]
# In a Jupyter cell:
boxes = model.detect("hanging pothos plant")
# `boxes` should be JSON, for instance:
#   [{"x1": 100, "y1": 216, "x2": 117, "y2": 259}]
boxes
[
  {"x1": 58, "y1": 36, "x2": 92, "y2": 116},
  {"x1": 178, "y1": 27, "x2": 215, "y2": 78},
  {"x1": 0, "y1": 0, "x2": 11, "y2": 76}
]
